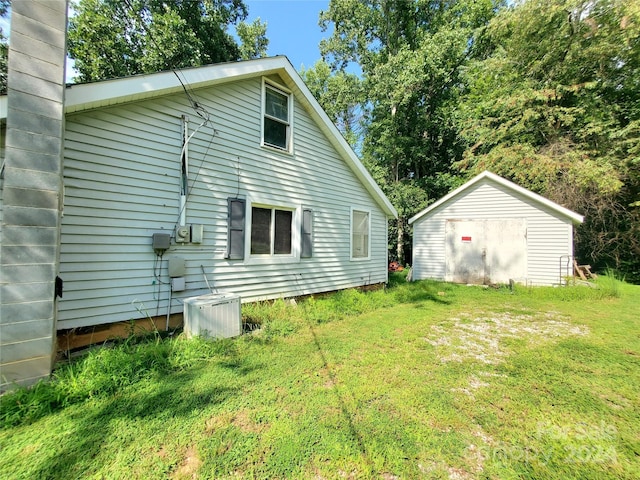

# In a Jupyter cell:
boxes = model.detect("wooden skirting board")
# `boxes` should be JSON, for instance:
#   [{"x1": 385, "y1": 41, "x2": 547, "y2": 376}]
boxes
[
  {"x1": 56, "y1": 283, "x2": 386, "y2": 355},
  {"x1": 57, "y1": 313, "x2": 184, "y2": 355}
]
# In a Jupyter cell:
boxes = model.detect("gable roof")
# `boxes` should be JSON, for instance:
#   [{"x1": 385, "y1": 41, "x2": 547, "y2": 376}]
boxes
[
  {"x1": 408, "y1": 170, "x2": 584, "y2": 225},
  {"x1": 0, "y1": 56, "x2": 397, "y2": 218}
]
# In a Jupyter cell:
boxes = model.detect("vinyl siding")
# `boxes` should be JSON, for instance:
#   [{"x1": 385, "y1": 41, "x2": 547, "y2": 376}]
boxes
[
  {"x1": 58, "y1": 77, "x2": 388, "y2": 329},
  {"x1": 412, "y1": 179, "x2": 574, "y2": 286},
  {"x1": 0, "y1": 125, "x2": 4, "y2": 226}
]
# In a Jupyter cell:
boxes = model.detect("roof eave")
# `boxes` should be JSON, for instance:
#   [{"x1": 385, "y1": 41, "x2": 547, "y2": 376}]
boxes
[{"x1": 63, "y1": 56, "x2": 292, "y2": 114}]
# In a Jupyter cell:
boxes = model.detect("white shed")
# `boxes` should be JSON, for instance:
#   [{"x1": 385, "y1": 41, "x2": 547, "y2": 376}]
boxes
[{"x1": 408, "y1": 171, "x2": 584, "y2": 286}]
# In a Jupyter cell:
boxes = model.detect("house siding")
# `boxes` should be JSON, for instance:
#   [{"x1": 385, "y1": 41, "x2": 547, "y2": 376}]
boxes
[
  {"x1": 58, "y1": 76, "x2": 388, "y2": 329},
  {"x1": 412, "y1": 180, "x2": 574, "y2": 286}
]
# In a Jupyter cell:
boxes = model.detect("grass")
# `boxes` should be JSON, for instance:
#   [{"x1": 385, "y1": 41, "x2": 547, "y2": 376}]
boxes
[{"x1": 1, "y1": 274, "x2": 639, "y2": 479}]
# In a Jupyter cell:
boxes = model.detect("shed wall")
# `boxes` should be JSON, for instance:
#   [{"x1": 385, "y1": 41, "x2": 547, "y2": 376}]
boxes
[
  {"x1": 412, "y1": 180, "x2": 573, "y2": 286},
  {"x1": 58, "y1": 76, "x2": 388, "y2": 329}
]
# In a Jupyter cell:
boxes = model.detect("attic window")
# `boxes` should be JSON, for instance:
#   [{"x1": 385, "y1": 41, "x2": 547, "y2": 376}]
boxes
[{"x1": 262, "y1": 81, "x2": 291, "y2": 151}]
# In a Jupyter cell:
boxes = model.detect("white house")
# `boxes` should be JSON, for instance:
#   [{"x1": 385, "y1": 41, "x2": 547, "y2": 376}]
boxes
[
  {"x1": 0, "y1": 54, "x2": 397, "y2": 388},
  {"x1": 408, "y1": 171, "x2": 583, "y2": 286}
]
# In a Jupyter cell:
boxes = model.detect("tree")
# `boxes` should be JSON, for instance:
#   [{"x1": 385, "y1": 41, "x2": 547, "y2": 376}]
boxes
[
  {"x1": 0, "y1": 0, "x2": 10, "y2": 94},
  {"x1": 456, "y1": 0, "x2": 640, "y2": 279},
  {"x1": 319, "y1": 0, "x2": 503, "y2": 262},
  {"x1": 236, "y1": 18, "x2": 268, "y2": 60},
  {"x1": 68, "y1": 0, "x2": 267, "y2": 82},
  {"x1": 300, "y1": 60, "x2": 363, "y2": 149}
]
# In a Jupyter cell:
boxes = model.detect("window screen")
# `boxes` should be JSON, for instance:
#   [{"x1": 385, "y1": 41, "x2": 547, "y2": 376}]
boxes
[
  {"x1": 301, "y1": 209, "x2": 313, "y2": 258},
  {"x1": 251, "y1": 207, "x2": 272, "y2": 254},
  {"x1": 226, "y1": 198, "x2": 246, "y2": 259},
  {"x1": 263, "y1": 85, "x2": 290, "y2": 150},
  {"x1": 250, "y1": 206, "x2": 293, "y2": 256},
  {"x1": 352, "y1": 210, "x2": 370, "y2": 258}
]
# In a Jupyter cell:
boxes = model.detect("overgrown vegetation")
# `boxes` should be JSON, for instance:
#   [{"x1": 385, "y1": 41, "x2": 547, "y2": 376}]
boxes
[{"x1": 2, "y1": 275, "x2": 638, "y2": 479}]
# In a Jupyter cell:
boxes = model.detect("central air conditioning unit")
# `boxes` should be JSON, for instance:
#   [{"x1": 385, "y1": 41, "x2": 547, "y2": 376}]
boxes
[{"x1": 183, "y1": 292, "x2": 242, "y2": 339}]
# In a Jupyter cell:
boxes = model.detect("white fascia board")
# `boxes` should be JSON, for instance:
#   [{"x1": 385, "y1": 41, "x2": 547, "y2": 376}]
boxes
[
  {"x1": 63, "y1": 57, "x2": 290, "y2": 114},
  {"x1": 408, "y1": 170, "x2": 584, "y2": 225}
]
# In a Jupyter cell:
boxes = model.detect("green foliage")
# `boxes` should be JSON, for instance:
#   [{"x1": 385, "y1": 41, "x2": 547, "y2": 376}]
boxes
[
  {"x1": 67, "y1": 0, "x2": 254, "y2": 82},
  {"x1": 0, "y1": 0, "x2": 9, "y2": 94},
  {"x1": 319, "y1": 1, "x2": 504, "y2": 262},
  {"x1": 316, "y1": 0, "x2": 640, "y2": 280},
  {"x1": 236, "y1": 17, "x2": 269, "y2": 60},
  {"x1": 0, "y1": 334, "x2": 234, "y2": 428},
  {"x1": 300, "y1": 59, "x2": 364, "y2": 149}
]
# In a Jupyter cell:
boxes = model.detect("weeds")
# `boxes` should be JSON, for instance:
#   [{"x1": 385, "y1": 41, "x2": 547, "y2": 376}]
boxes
[
  {"x1": 0, "y1": 334, "x2": 236, "y2": 428},
  {"x1": 514, "y1": 274, "x2": 625, "y2": 301}
]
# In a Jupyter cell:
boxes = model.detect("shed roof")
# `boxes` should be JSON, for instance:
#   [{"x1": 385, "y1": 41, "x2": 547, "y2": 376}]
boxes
[
  {"x1": 408, "y1": 171, "x2": 584, "y2": 225},
  {"x1": 0, "y1": 56, "x2": 397, "y2": 218}
]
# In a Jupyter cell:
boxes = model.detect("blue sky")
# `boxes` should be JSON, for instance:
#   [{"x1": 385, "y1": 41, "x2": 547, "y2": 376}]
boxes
[{"x1": 244, "y1": 0, "x2": 330, "y2": 70}]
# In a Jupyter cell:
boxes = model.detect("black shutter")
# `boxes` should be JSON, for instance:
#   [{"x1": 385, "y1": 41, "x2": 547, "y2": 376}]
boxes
[
  {"x1": 227, "y1": 198, "x2": 246, "y2": 259},
  {"x1": 301, "y1": 209, "x2": 313, "y2": 258}
]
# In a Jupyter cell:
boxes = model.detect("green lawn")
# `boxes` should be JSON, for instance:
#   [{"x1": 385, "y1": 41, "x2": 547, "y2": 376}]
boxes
[{"x1": 2, "y1": 275, "x2": 639, "y2": 479}]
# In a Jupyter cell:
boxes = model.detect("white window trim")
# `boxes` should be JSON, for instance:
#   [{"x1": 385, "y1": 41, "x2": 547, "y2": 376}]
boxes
[
  {"x1": 261, "y1": 78, "x2": 293, "y2": 154},
  {"x1": 350, "y1": 207, "x2": 371, "y2": 261},
  {"x1": 246, "y1": 200, "x2": 301, "y2": 264}
]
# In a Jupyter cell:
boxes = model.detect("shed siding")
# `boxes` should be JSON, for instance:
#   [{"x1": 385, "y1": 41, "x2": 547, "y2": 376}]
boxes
[
  {"x1": 412, "y1": 180, "x2": 573, "y2": 286},
  {"x1": 58, "y1": 77, "x2": 387, "y2": 329}
]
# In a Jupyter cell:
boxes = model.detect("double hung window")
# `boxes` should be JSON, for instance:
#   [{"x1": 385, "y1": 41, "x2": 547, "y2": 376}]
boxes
[
  {"x1": 251, "y1": 206, "x2": 293, "y2": 255},
  {"x1": 226, "y1": 198, "x2": 313, "y2": 261},
  {"x1": 263, "y1": 82, "x2": 291, "y2": 151}
]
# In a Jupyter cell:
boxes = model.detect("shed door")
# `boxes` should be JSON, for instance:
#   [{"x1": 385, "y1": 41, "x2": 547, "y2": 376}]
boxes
[{"x1": 445, "y1": 219, "x2": 527, "y2": 284}]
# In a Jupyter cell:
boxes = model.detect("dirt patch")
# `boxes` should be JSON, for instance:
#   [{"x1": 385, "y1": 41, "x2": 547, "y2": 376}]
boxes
[
  {"x1": 424, "y1": 310, "x2": 589, "y2": 365},
  {"x1": 170, "y1": 445, "x2": 201, "y2": 480},
  {"x1": 205, "y1": 409, "x2": 266, "y2": 435},
  {"x1": 425, "y1": 311, "x2": 590, "y2": 477}
]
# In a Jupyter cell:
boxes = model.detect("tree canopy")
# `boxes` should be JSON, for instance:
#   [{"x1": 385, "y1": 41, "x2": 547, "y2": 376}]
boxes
[
  {"x1": 0, "y1": 0, "x2": 10, "y2": 94},
  {"x1": 67, "y1": 0, "x2": 268, "y2": 82},
  {"x1": 315, "y1": 0, "x2": 504, "y2": 263},
  {"x1": 3, "y1": 0, "x2": 637, "y2": 278}
]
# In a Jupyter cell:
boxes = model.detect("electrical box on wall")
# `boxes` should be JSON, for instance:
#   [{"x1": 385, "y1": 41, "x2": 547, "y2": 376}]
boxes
[
  {"x1": 171, "y1": 277, "x2": 186, "y2": 292},
  {"x1": 152, "y1": 233, "x2": 171, "y2": 253},
  {"x1": 174, "y1": 224, "x2": 203, "y2": 244},
  {"x1": 175, "y1": 225, "x2": 190, "y2": 243},
  {"x1": 191, "y1": 224, "x2": 203, "y2": 243},
  {"x1": 168, "y1": 256, "x2": 186, "y2": 277}
]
